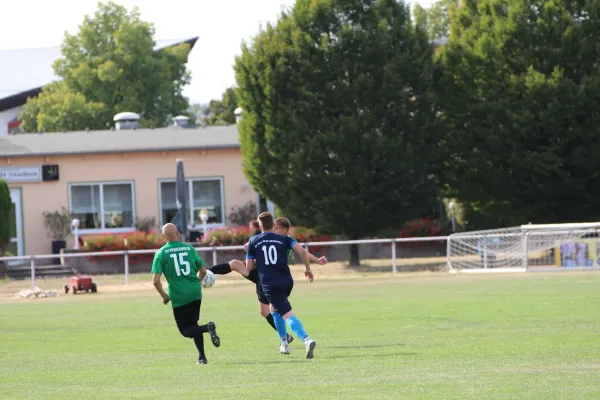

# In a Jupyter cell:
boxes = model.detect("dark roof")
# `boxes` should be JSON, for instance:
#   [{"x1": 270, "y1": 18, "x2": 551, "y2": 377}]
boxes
[
  {"x1": 0, "y1": 37, "x2": 199, "y2": 111},
  {"x1": 0, "y1": 124, "x2": 240, "y2": 158}
]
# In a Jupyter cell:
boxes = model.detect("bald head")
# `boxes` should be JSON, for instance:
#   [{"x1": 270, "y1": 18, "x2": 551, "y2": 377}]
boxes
[{"x1": 162, "y1": 223, "x2": 180, "y2": 242}]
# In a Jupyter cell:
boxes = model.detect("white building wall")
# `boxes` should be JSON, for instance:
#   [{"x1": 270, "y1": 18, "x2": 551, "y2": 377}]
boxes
[{"x1": 0, "y1": 106, "x2": 23, "y2": 135}]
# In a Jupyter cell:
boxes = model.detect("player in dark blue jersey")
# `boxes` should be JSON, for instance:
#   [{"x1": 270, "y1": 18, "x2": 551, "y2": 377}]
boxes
[
  {"x1": 208, "y1": 218, "x2": 325, "y2": 345},
  {"x1": 246, "y1": 212, "x2": 317, "y2": 359}
]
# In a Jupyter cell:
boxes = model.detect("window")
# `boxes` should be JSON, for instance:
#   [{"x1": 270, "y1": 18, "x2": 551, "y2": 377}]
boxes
[
  {"x1": 69, "y1": 182, "x2": 135, "y2": 232},
  {"x1": 159, "y1": 178, "x2": 224, "y2": 227}
]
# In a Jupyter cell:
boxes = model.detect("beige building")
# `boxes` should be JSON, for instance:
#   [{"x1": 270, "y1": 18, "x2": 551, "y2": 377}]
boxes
[{"x1": 0, "y1": 119, "x2": 260, "y2": 256}]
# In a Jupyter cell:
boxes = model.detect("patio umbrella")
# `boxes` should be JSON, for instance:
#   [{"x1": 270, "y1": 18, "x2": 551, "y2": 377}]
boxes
[{"x1": 171, "y1": 159, "x2": 188, "y2": 241}]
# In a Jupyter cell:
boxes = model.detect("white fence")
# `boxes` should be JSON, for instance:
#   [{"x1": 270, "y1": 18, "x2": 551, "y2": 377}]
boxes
[{"x1": 0, "y1": 236, "x2": 449, "y2": 288}]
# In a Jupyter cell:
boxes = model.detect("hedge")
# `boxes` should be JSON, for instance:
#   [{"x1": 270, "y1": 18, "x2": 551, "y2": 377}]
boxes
[
  {"x1": 82, "y1": 231, "x2": 164, "y2": 264},
  {"x1": 81, "y1": 226, "x2": 333, "y2": 263}
]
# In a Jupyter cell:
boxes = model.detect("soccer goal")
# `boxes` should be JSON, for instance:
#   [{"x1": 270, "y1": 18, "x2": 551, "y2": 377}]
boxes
[{"x1": 446, "y1": 222, "x2": 600, "y2": 273}]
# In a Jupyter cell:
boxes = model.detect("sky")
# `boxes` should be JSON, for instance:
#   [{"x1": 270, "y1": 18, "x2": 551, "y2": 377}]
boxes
[{"x1": 0, "y1": 0, "x2": 435, "y2": 105}]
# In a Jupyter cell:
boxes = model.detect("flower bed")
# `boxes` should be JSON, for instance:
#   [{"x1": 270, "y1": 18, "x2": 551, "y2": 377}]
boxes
[
  {"x1": 82, "y1": 231, "x2": 165, "y2": 264},
  {"x1": 384, "y1": 218, "x2": 445, "y2": 248},
  {"x1": 197, "y1": 226, "x2": 331, "y2": 254}
]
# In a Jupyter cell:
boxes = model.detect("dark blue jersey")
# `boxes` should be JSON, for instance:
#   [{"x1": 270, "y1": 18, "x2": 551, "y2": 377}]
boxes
[{"x1": 246, "y1": 232, "x2": 297, "y2": 285}]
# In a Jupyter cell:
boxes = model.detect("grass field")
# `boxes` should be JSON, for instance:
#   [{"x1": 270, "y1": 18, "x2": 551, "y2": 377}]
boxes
[{"x1": 1, "y1": 268, "x2": 600, "y2": 399}]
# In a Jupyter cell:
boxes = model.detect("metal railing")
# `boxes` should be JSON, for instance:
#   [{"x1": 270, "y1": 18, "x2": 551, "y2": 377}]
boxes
[{"x1": 0, "y1": 236, "x2": 449, "y2": 288}]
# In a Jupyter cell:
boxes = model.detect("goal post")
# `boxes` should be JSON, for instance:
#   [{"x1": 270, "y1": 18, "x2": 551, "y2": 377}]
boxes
[{"x1": 446, "y1": 222, "x2": 600, "y2": 273}]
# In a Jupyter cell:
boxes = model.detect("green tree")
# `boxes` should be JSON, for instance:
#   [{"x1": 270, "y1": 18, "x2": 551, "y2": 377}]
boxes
[
  {"x1": 437, "y1": 0, "x2": 600, "y2": 227},
  {"x1": 188, "y1": 103, "x2": 210, "y2": 125},
  {"x1": 414, "y1": 0, "x2": 459, "y2": 41},
  {"x1": 0, "y1": 179, "x2": 12, "y2": 257},
  {"x1": 20, "y1": 83, "x2": 106, "y2": 133},
  {"x1": 235, "y1": 0, "x2": 440, "y2": 265},
  {"x1": 20, "y1": 1, "x2": 192, "y2": 132},
  {"x1": 203, "y1": 87, "x2": 238, "y2": 126}
]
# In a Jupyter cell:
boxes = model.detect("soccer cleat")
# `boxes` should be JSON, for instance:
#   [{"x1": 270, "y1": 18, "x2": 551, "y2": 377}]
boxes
[
  {"x1": 197, "y1": 358, "x2": 208, "y2": 365},
  {"x1": 280, "y1": 340, "x2": 290, "y2": 355},
  {"x1": 207, "y1": 322, "x2": 220, "y2": 348},
  {"x1": 286, "y1": 333, "x2": 295, "y2": 344},
  {"x1": 304, "y1": 339, "x2": 316, "y2": 359}
]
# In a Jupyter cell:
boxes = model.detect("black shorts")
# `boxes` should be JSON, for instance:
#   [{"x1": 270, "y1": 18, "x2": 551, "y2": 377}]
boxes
[
  {"x1": 172, "y1": 299, "x2": 201, "y2": 336},
  {"x1": 246, "y1": 269, "x2": 269, "y2": 304},
  {"x1": 262, "y1": 278, "x2": 294, "y2": 316}
]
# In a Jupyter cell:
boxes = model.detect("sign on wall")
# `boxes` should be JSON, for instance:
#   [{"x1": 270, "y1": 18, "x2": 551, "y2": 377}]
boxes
[
  {"x1": 0, "y1": 165, "x2": 59, "y2": 183},
  {"x1": 42, "y1": 165, "x2": 59, "y2": 181}
]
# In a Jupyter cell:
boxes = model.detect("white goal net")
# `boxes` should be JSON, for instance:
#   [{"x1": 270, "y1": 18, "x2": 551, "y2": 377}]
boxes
[{"x1": 446, "y1": 222, "x2": 600, "y2": 273}]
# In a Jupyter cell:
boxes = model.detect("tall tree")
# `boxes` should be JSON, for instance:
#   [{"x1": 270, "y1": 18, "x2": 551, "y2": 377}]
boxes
[
  {"x1": 20, "y1": 1, "x2": 192, "y2": 132},
  {"x1": 437, "y1": 0, "x2": 600, "y2": 227},
  {"x1": 235, "y1": 0, "x2": 440, "y2": 265},
  {"x1": 414, "y1": 0, "x2": 459, "y2": 41},
  {"x1": 202, "y1": 87, "x2": 238, "y2": 126},
  {"x1": 188, "y1": 103, "x2": 210, "y2": 125}
]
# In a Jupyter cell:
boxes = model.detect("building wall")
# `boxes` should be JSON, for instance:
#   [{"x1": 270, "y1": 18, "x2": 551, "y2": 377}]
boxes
[
  {"x1": 0, "y1": 106, "x2": 23, "y2": 135},
  {"x1": 1, "y1": 148, "x2": 255, "y2": 256}
]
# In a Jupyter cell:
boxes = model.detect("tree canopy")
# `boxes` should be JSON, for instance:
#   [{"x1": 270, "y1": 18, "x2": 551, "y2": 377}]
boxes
[
  {"x1": 202, "y1": 87, "x2": 239, "y2": 126},
  {"x1": 437, "y1": 0, "x2": 600, "y2": 227},
  {"x1": 413, "y1": 0, "x2": 458, "y2": 41},
  {"x1": 235, "y1": 0, "x2": 441, "y2": 254},
  {"x1": 20, "y1": 1, "x2": 192, "y2": 132}
]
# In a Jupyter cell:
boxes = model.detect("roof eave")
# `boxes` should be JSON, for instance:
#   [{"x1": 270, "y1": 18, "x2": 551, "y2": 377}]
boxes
[{"x1": 0, "y1": 143, "x2": 240, "y2": 159}]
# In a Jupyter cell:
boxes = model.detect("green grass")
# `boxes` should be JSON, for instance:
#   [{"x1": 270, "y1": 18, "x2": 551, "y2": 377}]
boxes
[{"x1": 1, "y1": 272, "x2": 600, "y2": 399}]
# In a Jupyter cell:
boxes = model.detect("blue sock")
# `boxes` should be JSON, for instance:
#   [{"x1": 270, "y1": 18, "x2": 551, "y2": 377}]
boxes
[
  {"x1": 271, "y1": 312, "x2": 287, "y2": 340},
  {"x1": 287, "y1": 316, "x2": 308, "y2": 341}
]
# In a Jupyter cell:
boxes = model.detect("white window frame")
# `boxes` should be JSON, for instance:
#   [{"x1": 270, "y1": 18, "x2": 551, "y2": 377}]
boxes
[
  {"x1": 158, "y1": 177, "x2": 226, "y2": 229},
  {"x1": 68, "y1": 181, "x2": 136, "y2": 234}
]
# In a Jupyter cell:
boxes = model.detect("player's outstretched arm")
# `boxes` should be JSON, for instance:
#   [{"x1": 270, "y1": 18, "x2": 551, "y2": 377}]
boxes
[
  {"x1": 307, "y1": 252, "x2": 327, "y2": 265},
  {"x1": 292, "y1": 242, "x2": 314, "y2": 282}
]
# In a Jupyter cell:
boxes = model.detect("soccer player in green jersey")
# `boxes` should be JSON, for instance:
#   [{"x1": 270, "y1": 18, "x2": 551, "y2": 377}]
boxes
[{"x1": 152, "y1": 223, "x2": 220, "y2": 365}]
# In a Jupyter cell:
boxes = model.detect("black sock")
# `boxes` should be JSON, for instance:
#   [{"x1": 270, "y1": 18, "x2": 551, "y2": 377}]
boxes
[
  {"x1": 210, "y1": 263, "x2": 232, "y2": 275},
  {"x1": 265, "y1": 314, "x2": 277, "y2": 331},
  {"x1": 193, "y1": 335, "x2": 206, "y2": 360},
  {"x1": 182, "y1": 324, "x2": 209, "y2": 338}
]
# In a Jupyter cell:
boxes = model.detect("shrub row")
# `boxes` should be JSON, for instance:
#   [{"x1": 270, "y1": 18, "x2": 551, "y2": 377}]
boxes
[{"x1": 80, "y1": 218, "x2": 443, "y2": 262}]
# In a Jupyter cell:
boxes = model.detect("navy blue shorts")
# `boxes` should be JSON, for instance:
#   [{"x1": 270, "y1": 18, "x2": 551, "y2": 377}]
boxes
[
  {"x1": 262, "y1": 278, "x2": 294, "y2": 316},
  {"x1": 245, "y1": 269, "x2": 268, "y2": 304}
]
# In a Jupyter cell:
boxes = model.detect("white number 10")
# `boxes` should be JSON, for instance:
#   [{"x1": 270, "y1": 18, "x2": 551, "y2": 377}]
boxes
[
  {"x1": 170, "y1": 253, "x2": 191, "y2": 276},
  {"x1": 261, "y1": 245, "x2": 278, "y2": 265}
]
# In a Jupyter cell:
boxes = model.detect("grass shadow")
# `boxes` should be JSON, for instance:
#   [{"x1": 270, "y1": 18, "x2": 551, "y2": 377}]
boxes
[
  {"x1": 324, "y1": 352, "x2": 417, "y2": 360},
  {"x1": 327, "y1": 343, "x2": 405, "y2": 349},
  {"x1": 348, "y1": 263, "x2": 445, "y2": 273},
  {"x1": 226, "y1": 359, "x2": 308, "y2": 365}
]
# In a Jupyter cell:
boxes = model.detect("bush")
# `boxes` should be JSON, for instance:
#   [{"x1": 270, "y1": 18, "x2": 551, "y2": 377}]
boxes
[
  {"x1": 0, "y1": 179, "x2": 13, "y2": 257},
  {"x1": 135, "y1": 216, "x2": 156, "y2": 233},
  {"x1": 197, "y1": 226, "x2": 332, "y2": 254},
  {"x1": 396, "y1": 218, "x2": 444, "y2": 248},
  {"x1": 228, "y1": 201, "x2": 257, "y2": 226},
  {"x1": 198, "y1": 226, "x2": 254, "y2": 248},
  {"x1": 82, "y1": 231, "x2": 164, "y2": 264}
]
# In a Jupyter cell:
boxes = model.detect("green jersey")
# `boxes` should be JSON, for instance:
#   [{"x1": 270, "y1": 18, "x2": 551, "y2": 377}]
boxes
[{"x1": 151, "y1": 241, "x2": 205, "y2": 308}]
